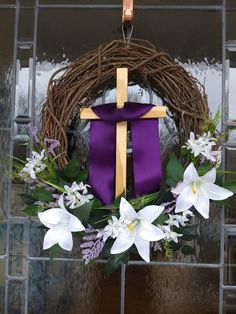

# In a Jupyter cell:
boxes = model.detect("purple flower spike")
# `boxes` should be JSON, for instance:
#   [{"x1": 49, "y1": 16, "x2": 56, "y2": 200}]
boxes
[
  {"x1": 44, "y1": 138, "x2": 60, "y2": 156},
  {"x1": 80, "y1": 226, "x2": 105, "y2": 264},
  {"x1": 26, "y1": 124, "x2": 39, "y2": 143}
]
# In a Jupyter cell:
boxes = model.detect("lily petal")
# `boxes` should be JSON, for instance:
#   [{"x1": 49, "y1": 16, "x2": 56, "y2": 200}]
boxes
[
  {"x1": 43, "y1": 228, "x2": 60, "y2": 249},
  {"x1": 134, "y1": 234, "x2": 150, "y2": 262},
  {"x1": 172, "y1": 181, "x2": 188, "y2": 195},
  {"x1": 201, "y1": 167, "x2": 216, "y2": 183},
  {"x1": 183, "y1": 163, "x2": 199, "y2": 182},
  {"x1": 139, "y1": 221, "x2": 165, "y2": 241},
  {"x1": 58, "y1": 229, "x2": 73, "y2": 251},
  {"x1": 202, "y1": 182, "x2": 233, "y2": 201},
  {"x1": 111, "y1": 228, "x2": 135, "y2": 254},
  {"x1": 58, "y1": 195, "x2": 66, "y2": 209},
  {"x1": 194, "y1": 194, "x2": 210, "y2": 219},
  {"x1": 38, "y1": 208, "x2": 63, "y2": 228},
  {"x1": 119, "y1": 197, "x2": 138, "y2": 221},
  {"x1": 68, "y1": 214, "x2": 85, "y2": 232},
  {"x1": 138, "y1": 205, "x2": 164, "y2": 223},
  {"x1": 175, "y1": 186, "x2": 196, "y2": 212}
]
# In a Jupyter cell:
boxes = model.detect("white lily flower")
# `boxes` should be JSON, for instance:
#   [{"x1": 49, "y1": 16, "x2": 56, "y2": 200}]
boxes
[
  {"x1": 20, "y1": 150, "x2": 47, "y2": 180},
  {"x1": 110, "y1": 198, "x2": 165, "y2": 262},
  {"x1": 64, "y1": 181, "x2": 93, "y2": 209},
  {"x1": 38, "y1": 195, "x2": 85, "y2": 251},
  {"x1": 172, "y1": 163, "x2": 233, "y2": 219},
  {"x1": 161, "y1": 225, "x2": 183, "y2": 243}
]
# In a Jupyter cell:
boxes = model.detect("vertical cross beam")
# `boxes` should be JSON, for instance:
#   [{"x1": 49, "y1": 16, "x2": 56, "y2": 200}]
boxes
[{"x1": 115, "y1": 68, "x2": 128, "y2": 198}]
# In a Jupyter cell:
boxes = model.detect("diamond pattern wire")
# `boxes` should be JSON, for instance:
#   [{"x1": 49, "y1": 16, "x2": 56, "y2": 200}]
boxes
[{"x1": 0, "y1": 1, "x2": 235, "y2": 313}]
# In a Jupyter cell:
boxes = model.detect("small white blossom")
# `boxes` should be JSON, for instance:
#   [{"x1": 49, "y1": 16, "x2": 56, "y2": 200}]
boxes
[
  {"x1": 174, "y1": 214, "x2": 189, "y2": 227},
  {"x1": 97, "y1": 216, "x2": 127, "y2": 242},
  {"x1": 184, "y1": 132, "x2": 220, "y2": 163},
  {"x1": 211, "y1": 148, "x2": 222, "y2": 168},
  {"x1": 20, "y1": 150, "x2": 47, "y2": 180},
  {"x1": 186, "y1": 132, "x2": 205, "y2": 157},
  {"x1": 165, "y1": 214, "x2": 180, "y2": 228},
  {"x1": 182, "y1": 209, "x2": 194, "y2": 219},
  {"x1": 64, "y1": 181, "x2": 93, "y2": 209},
  {"x1": 161, "y1": 225, "x2": 183, "y2": 243}
]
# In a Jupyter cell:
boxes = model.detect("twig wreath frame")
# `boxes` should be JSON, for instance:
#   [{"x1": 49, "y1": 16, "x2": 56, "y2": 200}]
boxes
[
  {"x1": 41, "y1": 38, "x2": 209, "y2": 167},
  {"x1": 11, "y1": 38, "x2": 236, "y2": 269}
]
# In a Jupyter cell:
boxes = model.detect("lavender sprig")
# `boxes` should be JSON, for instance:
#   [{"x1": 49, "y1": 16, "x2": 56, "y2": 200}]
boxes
[
  {"x1": 26, "y1": 124, "x2": 39, "y2": 143},
  {"x1": 80, "y1": 226, "x2": 105, "y2": 264},
  {"x1": 44, "y1": 138, "x2": 60, "y2": 156}
]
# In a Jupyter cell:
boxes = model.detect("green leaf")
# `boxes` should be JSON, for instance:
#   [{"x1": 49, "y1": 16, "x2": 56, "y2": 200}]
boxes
[
  {"x1": 198, "y1": 161, "x2": 212, "y2": 175},
  {"x1": 215, "y1": 198, "x2": 233, "y2": 208},
  {"x1": 181, "y1": 245, "x2": 195, "y2": 255},
  {"x1": 64, "y1": 158, "x2": 81, "y2": 178},
  {"x1": 177, "y1": 225, "x2": 197, "y2": 234},
  {"x1": 32, "y1": 187, "x2": 53, "y2": 202},
  {"x1": 23, "y1": 204, "x2": 42, "y2": 216},
  {"x1": 41, "y1": 179, "x2": 65, "y2": 193},
  {"x1": 49, "y1": 244, "x2": 61, "y2": 259},
  {"x1": 19, "y1": 193, "x2": 37, "y2": 205},
  {"x1": 114, "y1": 251, "x2": 127, "y2": 263},
  {"x1": 180, "y1": 146, "x2": 189, "y2": 158},
  {"x1": 155, "y1": 214, "x2": 168, "y2": 225},
  {"x1": 166, "y1": 153, "x2": 184, "y2": 187},
  {"x1": 99, "y1": 240, "x2": 113, "y2": 258},
  {"x1": 181, "y1": 234, "x2": 196, "y2": 241},
  {"x1": 222, "y1": 181, "x2": 236, "y2": 194},
  {"x1": 64, "y1": 158, "x2": 88, "y2": 182},
  {"x1": 72, "y1": 169, "x2": 88, "y2": 182},
  {"x1": 92, "y1": 198, "x2": 103, "y2": 209},
  {"x1": 170, "y1": 241, "x2": 181, "y2": 251},
  {"x1": 54, "y1": 168, "x2": 67, "y2": 181},
  {"x1": 73, "y1": 200, "x2": 94, "y2": 224},
  {"x1": 106, "y1": 258, "x2": 120, "y2": 274}
]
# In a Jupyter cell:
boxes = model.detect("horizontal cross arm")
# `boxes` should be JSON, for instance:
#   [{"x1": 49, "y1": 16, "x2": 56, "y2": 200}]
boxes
[{"x1": 80, "y1": 105, "x2": 167, "y2": 120}]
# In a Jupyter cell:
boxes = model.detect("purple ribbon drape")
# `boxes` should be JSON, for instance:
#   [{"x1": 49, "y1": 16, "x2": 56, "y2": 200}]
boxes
[{"x1": 89, "y1": 102, "x2": 162, "y2": 205}]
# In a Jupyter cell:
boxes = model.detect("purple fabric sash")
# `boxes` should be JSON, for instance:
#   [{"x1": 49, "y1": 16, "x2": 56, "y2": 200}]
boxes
[{"x1": 89, "y1": 102, "x2": 162, "y2": 205}]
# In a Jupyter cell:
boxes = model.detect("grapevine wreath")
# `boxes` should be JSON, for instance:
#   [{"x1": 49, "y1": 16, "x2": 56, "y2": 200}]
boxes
[{"x1": 12, "y1": 39, "x2": 236, "y2": 272}]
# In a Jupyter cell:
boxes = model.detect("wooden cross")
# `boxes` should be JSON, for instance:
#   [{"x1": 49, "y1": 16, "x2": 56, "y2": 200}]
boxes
[{"x1": 80, "y1": 68, "x2": 167, "y2": 198}]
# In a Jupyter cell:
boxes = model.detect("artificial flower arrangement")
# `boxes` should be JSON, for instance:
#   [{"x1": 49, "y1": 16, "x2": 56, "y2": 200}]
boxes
[{"x1": 11, "y1": 120, "x2": 236, "y2": 273}]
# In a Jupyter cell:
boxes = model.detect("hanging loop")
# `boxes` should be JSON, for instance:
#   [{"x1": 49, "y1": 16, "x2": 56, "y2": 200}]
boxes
[{"x1": 122, "y1": 23, "x2": 133, "y2": 45}]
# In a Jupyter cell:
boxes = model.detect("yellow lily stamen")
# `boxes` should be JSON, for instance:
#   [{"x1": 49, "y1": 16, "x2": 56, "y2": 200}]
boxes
[
  {"x1": 128, "y1": 223, "x2": 134, "y2": 231},
  {"x1": 127, "y1": 219, "x2": 139, "y2": 232},
  {"x1": 192, "y1": 186, "x2": 197, "y2": 195},
  {"x1": 191, "y1": 181, "x2": 200, "y2": 195}
]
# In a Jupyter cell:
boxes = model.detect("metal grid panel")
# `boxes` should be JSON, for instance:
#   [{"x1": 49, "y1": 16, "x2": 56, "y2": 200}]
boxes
[{"x1": 0, "y1": 1, "x2": 235, "y2": 313}]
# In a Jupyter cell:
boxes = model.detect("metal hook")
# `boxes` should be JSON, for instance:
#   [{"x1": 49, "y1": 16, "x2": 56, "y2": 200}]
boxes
[{"x1": 122, "y1": 0, "x2": 134, "y2": 23}]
